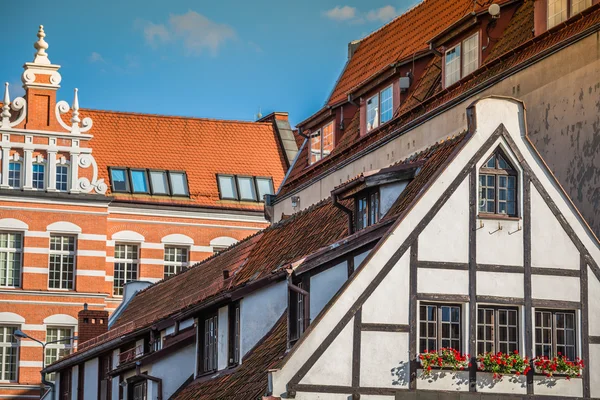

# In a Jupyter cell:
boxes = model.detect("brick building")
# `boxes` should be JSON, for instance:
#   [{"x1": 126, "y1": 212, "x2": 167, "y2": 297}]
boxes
[{"x1": 0, "y1": 26, "x2": 296, "y2": 399}]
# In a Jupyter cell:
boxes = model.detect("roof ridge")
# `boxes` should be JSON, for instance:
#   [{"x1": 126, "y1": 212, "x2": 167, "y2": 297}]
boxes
[{"x1": 79, "y1": 107, "x2": 273, "y2": 125}]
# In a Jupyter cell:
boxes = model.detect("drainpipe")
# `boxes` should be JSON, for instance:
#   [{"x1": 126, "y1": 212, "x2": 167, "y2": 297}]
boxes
[
  {"x1": 332, "y1": 192, "x2": 354, "y2": 235},
  {"x1": 135, "y1": 362, "x2": 163, "y2": 400}
]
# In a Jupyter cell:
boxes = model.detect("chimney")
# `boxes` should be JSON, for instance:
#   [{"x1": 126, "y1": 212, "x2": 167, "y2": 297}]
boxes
[
  {"x1": 257, "y1": 112, "x2": 299, "y2": 168},
  {"x1": 348, "y1": 40, "x2": 361, "y2": 60},
  {"x1": 77, "y1": 303, "x2": 109, "y2": 346}
]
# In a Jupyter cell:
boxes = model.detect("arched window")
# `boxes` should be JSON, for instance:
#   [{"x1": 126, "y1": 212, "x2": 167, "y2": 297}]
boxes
[{"x1": 479, "y1": 149, "x2": 518, "y2": 217}]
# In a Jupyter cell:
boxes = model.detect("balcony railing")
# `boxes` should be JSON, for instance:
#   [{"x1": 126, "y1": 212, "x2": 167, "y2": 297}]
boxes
[{"x1": 118, "y1": 344, "x2": 143, "y2": 366}]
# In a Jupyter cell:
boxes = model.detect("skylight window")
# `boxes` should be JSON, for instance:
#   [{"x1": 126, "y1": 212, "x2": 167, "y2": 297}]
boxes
[
  {"x1": 149, "y1": 171, "x2": 169, "y2": 195},
  {"x1": 169, "y1": 172, "x2": 189, "y2": 196},
  {"x1": 109, "y1": 168, "x2": 190, "y2": 197},
  {"x1": 216, "y1": 175, "x2": 274, "y2": 202},
  {"x1": 256, "y1": 178, "x2": 274, "y2": 200},
  {"x1": 110, "y1": 168, "x2": 129, "y2": 192},
  {"x1": 237, "y1": 176, "x2": 257, "y2": 201},
  {"x1": 130, "y1": 170, "x2": 149, "y2": 193}
]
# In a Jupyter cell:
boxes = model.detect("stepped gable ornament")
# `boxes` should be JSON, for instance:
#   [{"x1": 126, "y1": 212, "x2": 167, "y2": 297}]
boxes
[
  {"x1": 21, "y1": 25, "x2": 62, "y2": 89},
  {"x1": 0, "y1": 83, "x2": 27, "y2": 129}
]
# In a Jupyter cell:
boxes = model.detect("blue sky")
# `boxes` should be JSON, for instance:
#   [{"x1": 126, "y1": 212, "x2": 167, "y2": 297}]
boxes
[{"x1": 2, "y1": 0, "x2": 417, "y2": 126}]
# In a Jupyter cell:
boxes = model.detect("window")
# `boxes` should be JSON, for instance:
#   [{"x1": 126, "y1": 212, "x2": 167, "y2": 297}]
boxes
[
  {"x1": 419, "y1": 304, "x2": 461, "y2": 353},
  {"x1": 113, "y1": 244, "x2": 139, "y2": 296},
  {"x1": 380, "y1": 86, "x2": 393, "y2": 124},
  {"x1": 163, "y1": 246, "x2": 188, "y2": 278},
  {"x1": 77, "y1": 363, "x2": 85, "y2": 400},
  {"x1": 49, "y1": 235, "x2": 76, "y2": 290},
  {"x1": 236, "y1": 176, "x2": 257, "y2": 201},
  {"x1": 200, "y1": 314, "x2": 218, "y2": 374},
  {"x1": 479, "y1": 150, "x2": 518, "y2": 216},
  {"x1": 130, "y1": 170, "x2": 149, "y2": 194},
  {"x1": 110, "y1": 168, "x2": 129, "y2": 192},
  {"x1": 229, "y1": 302, "x2": 240, "y2": 366},
  {"x1": 58, "y1": 367, "x2": 72, "y2": 400},
  {"x1": 355, "y1": 189, "x2": 380, "y2": 231},
  {"x1": 99, "y1": 354, "x2": 112, "y2": 400},
  {"x1": 169, "y1": 172, "x2": 189, "y2": 196},
  {"x1": 309, "y1": 129, "x2": 322, "y2": 164},
  {"x1": 0, "y1": 326, "x2": 18, "y2": 382},
  {"x1": 366, "y1": 85, "x2": 394, "y2": 133},
  {"x1": 289, "y1": 281, "x2": 308, "y2": 343},
  {"x1": 547, "y1": 0, "x2": 591, "y2": 29},
  {"x1": 149, "y1": 171, "x2": 169, "y2": 195},
  {"x1": 256, "y1": 177, "x2": 274, "y2": 201},
  {"x1": 32, "y1": 164, "x2": 45, "y2": 189},
  {"x1": 444, "y1": 32, "x2": 480, "y2": 87},
  {"x1": 56, "y1": 165, "x2": 69, "y2": 192},
  {"x1": 8, "y1": 162, "x2": 21, "y2": 188},
  {"x1": 477, "y1": 307, "x2": 518, "y2": 354},
  {"x1": 535, "y1": 310, "x2": 576, "y2": 360},
  {"x1": 571, "y1": 0, "x2": 592, "y2": 15},
  {"x1": 309, "y1": 122, "x2": 335, "y2": 165},
  {"x1": 45, "y1": 327, "x2": 74, "y2": 381},
  {"x1": 131, "y1": 380, "x2": 147, "y2": 400},
  {"x1": 0, "y1": 233, "x2": 22, "y2": 288},
  {"x1": 217, "y1": 175, "x2": 237, "y2": 200},
  {"x1": 367, "y1": 93, "x2": 379, "y2": 132}
]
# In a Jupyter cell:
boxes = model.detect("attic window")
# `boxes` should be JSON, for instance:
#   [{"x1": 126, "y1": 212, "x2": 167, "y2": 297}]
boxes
[
  {"x1": 547, "y1": 0, "x2": 591, "y2": 29},
  {"x1": 366, "y1": 85, "x2": 393, "y2": 133},
  {"x1": 216, "y1": 175, "x2": 274, "y2": 202},
  {"x1": 478, "y1": 150, "x2": 518, "y2": 217},
  {"x1": 109, "y1": 167, "x2": 189, "y2": 197},
  {"x1": 444, "y1": 32, "x2": 479, "y2": 88},
  {"x1": 356, "y1": 189, "x2": 380, "y2": 230},
  {"x1": 309, "y1": 122, "x2": 334, "y2": 164}
]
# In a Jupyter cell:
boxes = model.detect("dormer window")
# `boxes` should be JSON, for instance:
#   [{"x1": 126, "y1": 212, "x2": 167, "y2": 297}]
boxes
[
  {"x1": 109, "y1": 167, "x2": 190, "y2": 197},
  {"x1": 216, "y1": 175, "x2": 274, "y2": 202},
  {"x1": 356, "y1": 189, "x2": 380, "y2": 230},
  {"x1": 366, "y1": 85, "x2": 393, "y2": 133},
  {"x1": 309, "y1": 122, "x2": 334, "y2": 164},
  {"x1": 547, "y1": 0, "x2": 591, "y2": 29},
  {"x1": 478, "y1": 149, "x2": 518, "y2": 217},
  {"x1": 444, "y1": 32, "x2": 480, "y2": 88}
]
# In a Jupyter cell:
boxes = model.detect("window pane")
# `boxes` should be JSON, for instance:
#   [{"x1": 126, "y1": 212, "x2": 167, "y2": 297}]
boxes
[
  {"x1": 110, "y1": 169, "x2": 128, "y2": 192},
  {"x1": 462, "y1": 33, "x2": 479, "y2": 77},
  {"x1": 380, "y1": 86, "x2": 393, "y2": 124},
  {"x1": 366, "y1": 94, "x2": 379, "y2": 132},
  {"x1": 169, "y1": 172, "x2": 189, "y2": 196},
  {"x1": 32, "y1": 164, "x2": 45, "y2": 189},
  {"x1": 256, "y1": 178, "x2": 273, "y2": 201},
  {"x1": 322, "y1": 122, "x2": 334, "y2": 157},
  {"x1": 130, "y1": 170, "x2": 148, "y2": 193},
  {"x1": 548, "y1": 0, "x2": 568, "y2": 29},
  {"x1": 149, "y1": 171, "x2": 169, "y2": 195},
  {"x1": 310, "y1": 130, "x2": 322, "y2": 164},
  {"x1": 237, "y1": 177, "x2": 257, "y2": 201},
  {"x1": 572, "y1": 0, "x2": 592, "y2": 14},
  {"x1": 56, "y1": 166, "x2": 69, "y2": 191},
  {"x1": 8, "y1": 162, "x2": 21, "y2": 188},
  {"x1": 445, "y1": 45, "x2": 461, "y2": 87},
  {"x1": 218, "y1": 175, "x2": 236, "y2": 199}
]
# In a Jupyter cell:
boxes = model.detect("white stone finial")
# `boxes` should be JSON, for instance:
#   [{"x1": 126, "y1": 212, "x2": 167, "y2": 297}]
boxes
[
  {"x1": 56, "y1": 88, "x2": 93, "y2": 134},
  {"x1": 33, "y1": 25, "x2": 51, "y2": 65},
  {"x1": 1, "y1": 83, "x2": 11, "y2": 124},
  {"x1": 71, "y1": 88, "x2": 80, "y2": 125}
]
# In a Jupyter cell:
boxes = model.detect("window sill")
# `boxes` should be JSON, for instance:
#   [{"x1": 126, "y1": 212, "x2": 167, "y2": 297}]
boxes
[{"x1": 477, "y1": 213, "x2": 521, "y2": 221}]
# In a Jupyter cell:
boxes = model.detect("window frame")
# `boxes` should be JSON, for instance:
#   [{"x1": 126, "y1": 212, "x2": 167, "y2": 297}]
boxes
[
  {"x1": 0, "y1": 232, "x2": 23, "y2": 288},
  {"x1": 228, "y1": 301, "x2": 241, "y2": 367},
  {"x1": 236, "y1": 175, "x2": 258, "y2": 202},
  {"x1": 129, "y1": 169, "x2": 150, "y2": 194},
  {"x1": 444, "y1": 32, "x2": 480, "y2": 88},
  {"x1": 478, "y1": 149, "x2": 519, "y2": 218},
  {"x1": 32, "y1": 163, "x2": 46, "y2": 190},
  {"x1": 163, "y1": 246, "x2": 189, "y2": 279},
  {"x1": 366, "y1": 85, "x2": 395, "y2": 133},
  {"x1": 198, "y1": 312, "x2": 219, "y2": 375},
  {"x1": 108, "y1": 167, "x2": 131, "y2": 193},
  {"x1": 255, "y1": 177, "x2": 274, "y2": 202},
  {"x1": 418, "y1": 303, "x2": 463, "y2": 354},
  {"x1": 379, "y1": 85, "x2": 394, "y2": 125},
  {"x1": 56, "y1": 165, "x2": 70, "y2": 192},
  {"x1": 547, "y1": 0, "x2": 592, "y2": 29},
  {"x1": 355, "y1": 188, "x2": 381, "y2": 231},
  {"x1": 167, "y1": 171, "x2": 190, "y2": 197},
  {"x1": 45, "y1": 326, "x2": 74, "y2": 381},
  {"x1": 8, "y1": 161, "x2": 21, "y2": 189},
  {"x1": 48, "y1": 235, "x2": 76, "y2": 291},
  {"x1": 0, "y1": 325, "x2": 19, "y2": 382},
  {"x1": 147, "y1": 170, "x2": 170, "y2": 196},
  {"x1": 113, "y1": 243, "x2": 140, "y2": 296},
  {"x1": 534, "y1": 309, "x2": 577, "y2": 360},
  {"x1": 477, "y1": 306, "x2": 519, "y2": 355},
  {"x1": 288, "y1": 276, "x2": 310, "y2": 345},
  {"x1": 216, "y1": 174, "x2": 239, "y2": 200}
]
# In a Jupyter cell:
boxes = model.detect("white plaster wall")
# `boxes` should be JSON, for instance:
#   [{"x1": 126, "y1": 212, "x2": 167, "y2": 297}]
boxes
[
  {"x1": 476, "y1": 372, "x2": 526, "y2": 394},
  {"x1": 533, "y1": 376, "x2": 583, "y2": 397},
  {"x1": 590, "y1": 344, "x2": 600, "y2": 398},
  {"x1": 361, "y1": 396, "x2": 395, "y2": 400},
  {"x1": 380, "y1": 181, "x2": 408, "y2": 217},
  {"x1": 532, "y1": 275, "x2": 580, "y2": 302},
  {"x1": 112, "y1": 349, "x2": 120, "y2": 400},
  {"x1": 310, "y1": 262, "x2": 348, "y2": 321},
  {"x1": 301, "y1": 317, "x2": 353, "y2": 386},
  {"x1": 476, "y1": 271, "x2": 524, "y2": 298},
  {"x1": 360, "y1": 331, "x2": 409, "y2": 388},
  {"x1": 531, "y1": 185, "x2": 579, "y2": 270},
  {"x1": 354, "y1": 250, "x2": 370, "y2": 270},
  {"x1": 362, "y1": 252, "x2": 409, "y2": 324},
  {"x1": 84, "y1": 358, "x2": 99, "y2": 400},
  {"x1": 294, "y1": 393, "x2": 350, "y2": 400},
  {"x1": 416, "y1": 370, "x2": 470, "y2": 391},
  {"x1": 55, "y1": 373, "x2": 61, "y2": 400},
  {"x1": 240, "y1": 281, "x2": 287, "y2": 358},
  {"x1": 218, "y1": 306, "x2": 229, "y2": 370},
  {"x1": 589, "y1": 267, "x2": 600, "y2": 336},
  {"x1": 417, "y1": 268, "x2": 469, "y2": 295},
  {"x1": 70, "y1": 365, "x2": 78, "y2": 400},
  {"x1": 418, "y1": 178, "x2": 469, "y2": 263},
  {"x1": 145, "y1": 343, "x2": 196, "y2": 400},
  {"x1": 476, "y1": 219, "x2": 524, "y2": 266}
]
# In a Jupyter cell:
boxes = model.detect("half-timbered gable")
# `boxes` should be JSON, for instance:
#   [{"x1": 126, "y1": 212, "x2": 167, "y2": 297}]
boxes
[{"x1": 271, "y1": 97, "x2": 600, "y2": 399}]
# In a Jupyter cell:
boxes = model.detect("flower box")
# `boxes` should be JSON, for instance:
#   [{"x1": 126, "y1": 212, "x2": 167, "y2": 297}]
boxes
[
  {"x1": 418, "y1": 348, "x2": 469, "y2": 377},
  {"x1": 476, "y1": 351, "x2": 530, "y2": 380},
  {"x1": 476, "y1": 372, "x2": 527, "y2": 394},
  {"x1": 534, "y1": 376, "x2": 583, "y2": 397},
  {"x1": 416, "y1": 370, "x2": 470, "y2": 391}
]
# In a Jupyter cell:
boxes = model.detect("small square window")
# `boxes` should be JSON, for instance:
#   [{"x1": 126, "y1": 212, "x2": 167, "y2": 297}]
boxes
[
  {"x1": 255, "y1": 178, "x2": 274, "y2": 201},
  {"x1": 130, "y1": 170, "x2": 149, "y2": 194},
  {"x1": 169, "y1": 172, "x2": 189, "y2": 196},
  {"x1": 149, "y1": 171, "x2": 169, "y2": 195},
  {"x1": 217, "y1": 175, "x2": 237, "y2": 200},
  {"x1": 237, "y1": 176, "x2": 257, "y2": 201},
  {"x1": 110, "y1": 168, "x2": 129, "y2": 192}
]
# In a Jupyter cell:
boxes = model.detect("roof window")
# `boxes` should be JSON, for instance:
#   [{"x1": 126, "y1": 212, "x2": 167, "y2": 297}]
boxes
[
  {"x1": 444, "y1": 32, "x2": 479, "y2": 88},
  {"x1": 108, "y1": 167, "x2": 189, "y2": 197},
  {"x1": 216, "y1": 175, "x2": 274, "y2": 202}
]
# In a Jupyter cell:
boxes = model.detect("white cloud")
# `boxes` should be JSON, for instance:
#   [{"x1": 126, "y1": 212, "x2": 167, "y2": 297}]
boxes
[
  {"x1": 323, "y1": 5, "x2": 357, "y2": 21},
  {"x1": 366, "y1": 5, "x2": 398, "y2": 23},
  {"x1": 137, "y1": 10, "x2": 236, "y2": 56},
  {"x1": 88, "y1": 52, "x2": 105, "y2": 63}
]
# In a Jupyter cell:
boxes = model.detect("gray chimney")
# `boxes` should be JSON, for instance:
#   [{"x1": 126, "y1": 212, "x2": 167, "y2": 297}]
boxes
[{"x1": 348, "y1": 40, "x2": 361, "y2": 60}]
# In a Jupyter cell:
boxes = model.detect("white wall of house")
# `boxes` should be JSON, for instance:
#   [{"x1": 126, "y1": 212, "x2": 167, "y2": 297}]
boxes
[
  {"x1": 218, "y1": 306, "x2": 229, "y2": 370},
  {"x1": 145, "y1": 343, "x2": 196, "y2": 400},
  {"x1": 239, "y1": 281, "x2": 287, "y2": 359},
  {"x1": 309, "y1": 261, "x2": 347, "y2": 321},
  {"x1": 84, "y1": 358, "x2": 99, "y2": 399},
  {"x1": 380, "y1": 181, "x2": 408, "y2": 216}
]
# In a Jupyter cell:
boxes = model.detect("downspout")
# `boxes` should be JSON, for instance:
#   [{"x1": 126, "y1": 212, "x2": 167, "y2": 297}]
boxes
[
  {"x1": 40, "y1": 379, "x2": 55, "y2": 400},
  {"x1": 332, "y1": 192, "x2": 354, "y2": 235},
  {"x1": 135, "y1": 362, "x2": 163, "y2": 400}
]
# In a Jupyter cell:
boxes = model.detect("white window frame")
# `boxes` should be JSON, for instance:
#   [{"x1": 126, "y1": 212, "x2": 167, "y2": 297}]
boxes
[
  {"x1": 366, "y1": 85, "x2": 395, "y2": 133},
  {"x1": 55, "y1": 164, "x2": 70, "y2": 192},
  {"x1": 7, "y1": 161, "x2": 21, "y2": 189},
  {"x1": 45, "y1": 326, "x2": 74, "y2": 381},
  {"x1": 113, "y1": 243, "x2": 140, "y2": 296},
  {"x1": 444, "y1": 32, "x2": 480, "y2": 88},
  {"x1": 48, "y1": 235, "x2": 76, "y2": 290},
  {"x1": 0, "y1": 232, "x2": 22, "y2": 288},
  {"x1": 0, "y1": 325, "x2": 18, "y2": 382},
  {"x1": 366, "y1": 93, "x2": 380, "y2": 132},
  {"x1": 163, "y1": 246, "x2": 189, "y2": 278},
  {"x1": 32, "y1": 162, "x2": 46, "y2": 190},
  {"x1": 309, "y1": 128, "x2": 322, "y2": 165},
  {"x1": 547, "y1": 0, "x2": 568, "y2": 28}
]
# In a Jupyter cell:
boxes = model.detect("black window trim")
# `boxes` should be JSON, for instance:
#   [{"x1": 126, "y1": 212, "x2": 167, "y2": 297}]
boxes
[
  {"x1": 216, "y1": 174, "x2": 239, "y2": 201},
  {"x1": 198, "y1": 311, "x2": 219, "y2": 375},
  {"x1": 128, "y1": 169, "x2": 150, "y2": 195},
  {"x1": 534, "y1": 308, "x2": 578, "y2": 360},
  {"x1": 288, "y1": 275, "x2": 310, "y2": 346},
  {"x1": 236, "y1": 175, "x2": 258, "y2": 202},
  {"x1": 167, "y1": 170, "x2": 190, "y2": 198},
  {"x1": 254, "y1": 176, "x2": 274, "y2": 203},
  {"x1": 228, "y1": 301, "x2": 241, "y2": 367},
  {"x1": 355, "y1": 187, "x2": 380, "y2": 231},
  {"x1": 478, "y1": 147, "x2": 519, "y2": 218},
  {"x1": 108, "y1": 166, "x2": 131, "y2": 193},
  {"x1": 418, "y1": 302, "x2": 463, "y2": 354},
  {"x1": 476, "y1": 305, "x2": 520, "y2": 355},
  {"x1": 147, "y1": 169, "x2": 171, "y2": 196}
]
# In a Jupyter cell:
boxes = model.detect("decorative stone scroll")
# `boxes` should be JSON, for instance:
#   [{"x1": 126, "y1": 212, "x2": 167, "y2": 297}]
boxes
[
  {"x1": 56, "y1": 88, "x2": 93, "y2": 135},
  {"x1": 0, "y1": 83, "x2": 27, "y2": 129},
  {"x1": 77, "y1": 154, "x2": 107, "y2": 194}
]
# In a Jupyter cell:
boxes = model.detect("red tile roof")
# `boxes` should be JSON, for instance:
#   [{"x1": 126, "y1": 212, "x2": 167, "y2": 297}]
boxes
[
  {"x1": 173, "y1": 313, "x2": 287, "y2": 400},
  {"x1": 327, "y1": 0, "x2": 475, "y2": 105},
  {"x1": 80, "y1": 109, "x2": 289, "y2": 211}
]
